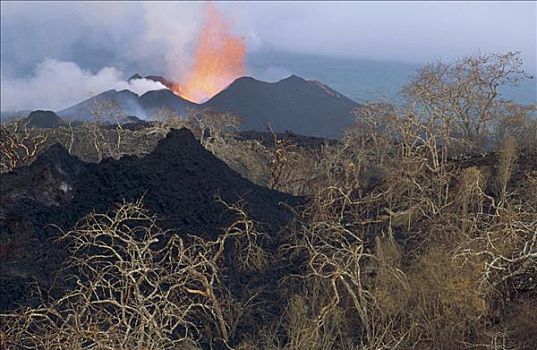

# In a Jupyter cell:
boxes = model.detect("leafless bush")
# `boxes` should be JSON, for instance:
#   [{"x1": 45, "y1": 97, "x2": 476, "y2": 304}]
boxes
[
  {"x1": 405, "y1": 247, "x2": 488, "y2": 349},
  {"x1": 183, "y1": 108, "x2": 241, "y2": 150},
  {"x1": 265, "y1": 127, "x2": 320, "y2": 195},
  {"x1": 147, "y1": 107, "x2": 188, "y2": 137},
  {"x1": 279, "y1": 160, "x2": 410, "y2": 349},
  {"x1": 214, "y1": 137, "x2": 272, "y2": 186},
  {"x1": 347, "y1": 102, "x2": 458, "y2": 235},
  {"x1": 402, "y1": 52, "x2": 530, "y2": 149},
  {"x1": 78, "y1": 97, "x2": 130, "y2": 161},
  {"x1": 0, "y1": 119, "x2": 48, "y2": 173},
  {"x1": 495, "y1": 103, "x2": 537, "y2": 152},
  {"x1": 458, "y1": 207, "x2": 537, "y2": 300},
  {"x1": 1, "y1": 199, "x2": 268, "y2": 349},
  {"x1": 496, "y1": 136, "x2": 518, "y2": 207},
  {"x1": 269, "y1": 60, "x2": 536, "y2": 347}
]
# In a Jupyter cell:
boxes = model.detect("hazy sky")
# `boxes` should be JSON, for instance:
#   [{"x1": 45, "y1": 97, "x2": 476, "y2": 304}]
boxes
[{"x1": 1, "y1": 1, "x2": 536, "y2": 110}]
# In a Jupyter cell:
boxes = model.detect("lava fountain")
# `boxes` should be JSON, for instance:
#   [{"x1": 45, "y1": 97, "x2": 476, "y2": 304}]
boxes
[{"x1": 174, "y1": 3, "x2": 246, "y2": 103}]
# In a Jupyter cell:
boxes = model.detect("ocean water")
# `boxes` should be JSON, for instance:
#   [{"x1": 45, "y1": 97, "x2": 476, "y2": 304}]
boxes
[{"x1": 247, "y1": 51, "x2": 536, "y2": 105}]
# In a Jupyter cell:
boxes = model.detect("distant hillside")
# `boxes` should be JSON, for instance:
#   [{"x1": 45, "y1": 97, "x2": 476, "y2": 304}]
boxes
[
  {"x1": 58, "y1": 89, "x2": 147, "y2": 121},
  {"x1": 23, "y1": 110, "x2": 66, "y2": 128},
  {"x1": 0, "y1": 110, "x2": 31, "y2": 124},
  {"x1": 139, "y1": 89, "x2": 197, "y2": 117},
  {"x1": 248, "y1": 51, "x2": 536, "y2": 105},
  {"x1": 203, "y1": 75, "x2": 359, "y2": 138},
  {"x1": 53, "y1": 74, "x2": 359, "y2": 137},
  {"x1": 57, "y1": 88, "x2": 195, "y2": 121}
]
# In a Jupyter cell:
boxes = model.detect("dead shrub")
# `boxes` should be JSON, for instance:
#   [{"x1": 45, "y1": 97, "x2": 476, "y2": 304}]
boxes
[
  {"x1": 406, "y1": 247, "x2": 487, "y2": 349},
  {"x1": 0, "y1": 119, "x2": 48, "y2": 173},
  {"x1": 495, "y1": 136, "x2": 518, "y2": 207},
  {"x1": 1, "y1": 199, "x2": 268, "y2": 349}
]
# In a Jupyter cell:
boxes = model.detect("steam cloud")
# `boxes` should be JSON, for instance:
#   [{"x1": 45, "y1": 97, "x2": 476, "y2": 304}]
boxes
[
  {"x1": 0, "y1": 1, "x2": 203, "y2": 112},
  {"x1": 0, "y1": 59, "x2": 166, "y2": 112}
]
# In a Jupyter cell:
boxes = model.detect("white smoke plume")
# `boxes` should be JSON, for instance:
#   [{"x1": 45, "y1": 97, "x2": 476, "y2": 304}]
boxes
[
  {"x1": 0, "y1": 1, "x2": 204, "y2": 112},
  {"x1": 0, "y1": 59, "x2": 166, "y2": 112},
  {"x1": 139, "y1": 2, "x2": 202, "y2": 82}
]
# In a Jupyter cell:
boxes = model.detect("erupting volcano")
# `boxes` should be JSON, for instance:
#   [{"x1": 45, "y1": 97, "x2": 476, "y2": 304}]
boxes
[{"x1": 173, "y1": 3, "x2": 246, "y2": 103}]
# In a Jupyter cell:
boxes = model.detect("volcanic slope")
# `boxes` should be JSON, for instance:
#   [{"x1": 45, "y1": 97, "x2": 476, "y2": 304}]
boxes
[
  {"x1": 58, "y1": 88, "x2": 196, "y2": 121},
  {"x1": 55, "y1": 74, "x2": 358, "y2": 137},
  {"x1": 203, "y1": 75, "x2": 360, "y2": 138},
  {"x1": 0, "y1": 128, "x2": 300, "y2": 311},
  {"x1": 139, "y1": 89, "x2": 197, "y2": 116},
  {"x1": 23, "y1": 110, "x2": 66, "y2": 128},
  {"x1": 58, "y1": 89, "x2": 146, "y2": 121}
]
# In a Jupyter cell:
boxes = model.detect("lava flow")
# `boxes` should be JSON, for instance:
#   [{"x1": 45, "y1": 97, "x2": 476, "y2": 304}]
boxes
[{"x1": 173, "y1": 3, "x2": 246, "y2": 103}]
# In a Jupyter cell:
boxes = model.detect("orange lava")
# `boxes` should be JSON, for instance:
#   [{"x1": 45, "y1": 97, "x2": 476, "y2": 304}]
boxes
[{"x1": 174, "y1": 3, "x2": 245, "y2": 103}]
